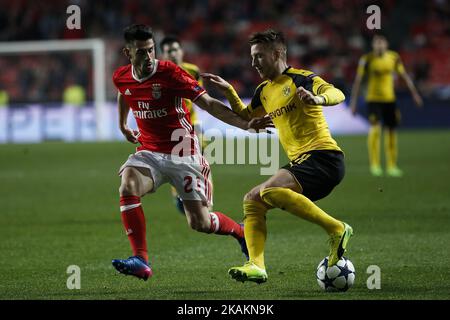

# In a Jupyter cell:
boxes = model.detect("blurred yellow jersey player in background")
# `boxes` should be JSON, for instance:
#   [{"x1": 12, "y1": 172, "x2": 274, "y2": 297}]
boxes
[
  {"x1": 203, "y1": 29, "x2": 353, "y2": 283},
  {"x1": 350, "y1": 33, "x2": 423, "y2": 177},
  {"x1": 160, "y1": 35, "x2": 211, "y2": 214}
]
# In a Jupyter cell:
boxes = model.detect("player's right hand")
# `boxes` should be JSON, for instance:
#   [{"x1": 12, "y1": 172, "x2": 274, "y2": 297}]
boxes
[
  {"x1": 413, "y1": 92, "x2": 424, "y2": 108},
  {"x1": 247, "y1": 115, "x2": 275, "y2": 133},
  {"x1": 200, "y1": 73, "x2": 230, "y2": 91},
  {"x1": 121, "y1": 127, "x2": 140, "y2": 144}
]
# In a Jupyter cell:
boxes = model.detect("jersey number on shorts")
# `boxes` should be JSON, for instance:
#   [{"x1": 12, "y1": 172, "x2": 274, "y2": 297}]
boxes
[{"x1": 184, "y1": 176, "x2": 202, "y2": 193}]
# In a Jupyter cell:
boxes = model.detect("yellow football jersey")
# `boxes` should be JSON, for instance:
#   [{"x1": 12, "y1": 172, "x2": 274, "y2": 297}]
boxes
[
  {"x1": 357, "y1": 50, "x2": 405, "y2": 103},
  {"x1": 181, "y1": 62, "x2": 203, "y2": 125},
  {"x1": 226, "y1": 67, "x2": 345, "y2": 161}
]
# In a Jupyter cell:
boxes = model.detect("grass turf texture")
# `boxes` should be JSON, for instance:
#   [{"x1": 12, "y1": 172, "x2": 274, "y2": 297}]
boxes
[{"x1": 0, "y1": 130, "x2": 449, "y2": 300}]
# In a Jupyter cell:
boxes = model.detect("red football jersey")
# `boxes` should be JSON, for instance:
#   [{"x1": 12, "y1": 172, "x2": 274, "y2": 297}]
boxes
[{"x1": 113, "y1": 59, "x2": 206, "y2": 155}]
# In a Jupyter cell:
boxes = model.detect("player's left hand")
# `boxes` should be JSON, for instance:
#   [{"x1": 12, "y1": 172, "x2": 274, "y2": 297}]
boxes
[
  {"x1": 247, "y1": 115, "x2": 275, "y2": 133},
  {"x1": 297, "y1": 86, "x2": 325, "y2": 105},
  {"x1": 413, "y1": 92, "x2": 424, "y2": 108},
  {"x1": 121, "y1": 127, "x2": 140, "y2": 144},
  {"x1": 200, "y1": 73, "x2": 230, "y2": 91}
]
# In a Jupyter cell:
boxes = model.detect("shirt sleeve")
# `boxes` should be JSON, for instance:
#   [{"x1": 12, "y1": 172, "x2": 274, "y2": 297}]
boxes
[
  {"x1": 395, "y1": 54, "x2": 406, "y2": 75},
  {"x1": 311, "y1": 76, "x2": 346, "y2": 106},
  {"x1": 223, "y1": 85, "x2": 252, "y2": 120},
  {"x1": 112, "y1": 69, "x2": 120, "y2": 91},
  {"x1": 171, "y1": 64, "x2": 206, "y2": 101},
  {"x1": 223, "y1": 83, "x2": 267, "y2": 120}
]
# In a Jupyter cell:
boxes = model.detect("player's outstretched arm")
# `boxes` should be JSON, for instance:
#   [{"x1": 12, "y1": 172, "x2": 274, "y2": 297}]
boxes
[
  {"x1": 349, "y1": 56, "x2": 368, "y2": 115},
  {"x1": 195, "y1": 92, "x2": 273, "y2": 132},
  {"x1": 399, "y1": 71, "x2": 424, "y2": 108},
  {"x1": 349, "y1": 73, "x2": 364, "y2": 115},
  {"x1": 118, "y1": 92, "x2": 139, "y2": 144},
  {"x1": 201, "y1": 73, "x2": 251, "y2": 120},
  {"x1": 297, "y1": 77, "x2": 345, "y2": 107}
]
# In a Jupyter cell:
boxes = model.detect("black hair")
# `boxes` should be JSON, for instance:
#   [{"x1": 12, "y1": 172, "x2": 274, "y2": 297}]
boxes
[
  {"x1": 160, "y1": 35, "x2": 181, "y2": 51},
  {"x1": 123, "y1": 24, "x2": 153, "y2": 46}
]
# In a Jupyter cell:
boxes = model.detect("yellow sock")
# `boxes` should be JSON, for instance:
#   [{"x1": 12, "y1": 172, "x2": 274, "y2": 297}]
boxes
[
  {"x1": 260, "y1": 187, "x2": 343, "y2": 235},
  {"x1": 243, "y1": 200, "x2": 268, "y2": 269},
  {"x1": 368, "y1": 124, "x2": 381, "y2": 168},
  {"x1": 385, "y1": 130, "x2": 398, "y2": 169}
]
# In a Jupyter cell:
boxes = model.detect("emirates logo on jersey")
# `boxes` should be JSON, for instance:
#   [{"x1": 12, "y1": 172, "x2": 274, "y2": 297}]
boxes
[{"x1": 152, "y1": 83, "x2": 162, "y2": 99}]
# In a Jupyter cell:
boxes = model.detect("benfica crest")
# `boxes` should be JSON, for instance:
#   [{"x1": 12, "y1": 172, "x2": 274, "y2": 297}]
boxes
[{"x1": 152, "y1": 83, "x2": 162, "y2": 99}]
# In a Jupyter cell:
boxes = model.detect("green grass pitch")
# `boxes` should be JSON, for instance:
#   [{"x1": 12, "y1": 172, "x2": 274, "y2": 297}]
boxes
[{"x1": 0, "y1": 130, "x2": 449, "y2": 300}]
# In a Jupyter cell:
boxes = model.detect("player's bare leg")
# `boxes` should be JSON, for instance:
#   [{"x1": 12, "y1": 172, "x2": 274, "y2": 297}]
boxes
[
  {"x1": 113, "y1": 167, "x2": 154, "y2": 281},
  {"x1": 183, "y1": 200, "x2": 248, "y2": 260},
  {"x1": 183, "y1": 200, "x2": 212, "y2": 233},
  {"x1": 171, "y1": 127, "x2": 214, "y2": 216},
  {"x1": 120, "y1": 167, "x2": 154, "y2": 197}
]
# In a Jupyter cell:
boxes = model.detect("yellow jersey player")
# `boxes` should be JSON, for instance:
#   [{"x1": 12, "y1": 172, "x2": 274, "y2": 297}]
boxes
[
  {"x1": 349, "y1": 33, "x2": 423, "y2": 177},
  {"x1": 160, "y1": 35, "x2": 209, "y2": 214},
  {"x1": 202, "y1": 29, "x2": 353, "y2": 283}
]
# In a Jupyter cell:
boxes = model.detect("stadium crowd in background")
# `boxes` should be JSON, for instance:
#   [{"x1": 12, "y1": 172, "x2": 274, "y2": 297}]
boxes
[{"x1": 0, "y1": 0, "x2": 449, "y2": 103}]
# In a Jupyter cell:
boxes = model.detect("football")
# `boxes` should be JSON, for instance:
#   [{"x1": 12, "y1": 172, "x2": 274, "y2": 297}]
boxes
[{"x1": 316, "y1": 256, "x2": 355, "y2": 292}]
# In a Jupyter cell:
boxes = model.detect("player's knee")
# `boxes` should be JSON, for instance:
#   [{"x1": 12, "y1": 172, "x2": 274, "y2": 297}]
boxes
[
  {"x1": 119, "y1": 177, "x2": 140, "y2": 196},
  {"x1": 259, "y1": 186, "x2": 271, "y2": 203},
  {"x1": 244, "y1": 189, "x2": 261, "y2": 202}
]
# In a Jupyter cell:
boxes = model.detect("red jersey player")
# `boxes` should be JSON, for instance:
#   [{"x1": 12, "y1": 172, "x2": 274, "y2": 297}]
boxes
[{"x1": 111, "y1": 24, "x2": 272, "y2": 281}]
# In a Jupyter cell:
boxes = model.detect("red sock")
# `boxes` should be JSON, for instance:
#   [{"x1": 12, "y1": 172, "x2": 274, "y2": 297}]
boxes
[
  {"x1": 209, "y1": 211, "x2": 244, "y2": 240},
  {"x1": 120, "y1": 195, "x2": 148, "y2": 262}
]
